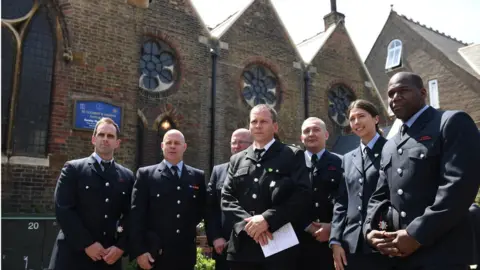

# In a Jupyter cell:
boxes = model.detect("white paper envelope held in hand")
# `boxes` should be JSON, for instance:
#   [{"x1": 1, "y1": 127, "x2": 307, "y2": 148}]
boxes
[{"x1": 260, "y1": 222, "x2": 299, "y2": 257}]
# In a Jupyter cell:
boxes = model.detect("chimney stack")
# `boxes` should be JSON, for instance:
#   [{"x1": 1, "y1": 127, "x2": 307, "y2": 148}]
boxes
[{"x1": 324, "y1": 0, "x2": 345, "y2": 29}]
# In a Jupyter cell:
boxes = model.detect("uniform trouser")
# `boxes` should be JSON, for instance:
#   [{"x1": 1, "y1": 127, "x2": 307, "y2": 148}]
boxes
[
  {"x1": 394, "y1": 265, "x2": 471, "y2": 270},
  {"x1": 228, "y1": 246, "x2": 299, "y2": 270},
  {"x1": 344, "y1": 252, "x2": 394, "y2": 270},
  {"x1": 297, "y1": 232, "x2": 334, "y2": 270},
  {"x1": 212, "y1": 249, "x2": 229, "y2": 270}
]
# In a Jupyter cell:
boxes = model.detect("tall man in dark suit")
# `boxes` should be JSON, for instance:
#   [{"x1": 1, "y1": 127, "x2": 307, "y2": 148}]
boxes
[
  {"x1": 206, "y1": 128, "x2": 252, "y2": 270},
  {"x1": 364, "y1": 72, "x2": 480, "y2": 270},
  {"x1": 130, "y1": 129, "x2": 206, "y2": 270},
  {"x1": 297, "y1": 117, "x2": 343, "y2": 270},
  {"x1": 221, "y1": 104, "x2": 311, "y2": 270},
  {"x1": 52, "y1": 117, "x2": 134, "y2": 270}
]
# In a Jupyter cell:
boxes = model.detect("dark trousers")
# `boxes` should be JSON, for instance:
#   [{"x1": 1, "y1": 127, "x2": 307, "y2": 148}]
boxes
[
  {"x1": 297, "y1": 233, "x2": 334, "y2": 270},
  {"x1": 395, "y1": 265, "x2": 471, "y2": 270},
  {"x1": 229, "y1": 260, "x2": 297, "y2": 270},
  {"x1": 213, "y1": 252, "x2": 229, "y2": 270},
  {"x1": 344, "y1": 252, "x2": 393, "y2": 270}
]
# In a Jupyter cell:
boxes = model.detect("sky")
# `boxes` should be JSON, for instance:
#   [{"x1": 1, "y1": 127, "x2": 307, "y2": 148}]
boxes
[{"x1": 191, "y1": 0, "x2": 480, "y2": 61}]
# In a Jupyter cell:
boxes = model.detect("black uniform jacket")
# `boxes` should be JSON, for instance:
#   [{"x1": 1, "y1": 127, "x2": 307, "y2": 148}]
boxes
[
  {"x1": 129, "y1": 161, "x2": 206, "y2": 269},
  {"x1": 221, "y1": 140, "x2": 311, "y2": 262},
  {"x1": 52, "y1": 155, "x2": 134, "y2": 270},
  {"x1": 364, "y1": 108, "x2": 480, "y2": 267}
]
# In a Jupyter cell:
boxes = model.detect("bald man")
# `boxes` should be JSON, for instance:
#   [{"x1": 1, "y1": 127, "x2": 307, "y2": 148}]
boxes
[
  {"x1": 206, "y1": 129, "x2": 252, "y2": 270},
  {"x1": 130, "y1": 129, "x2": 206, "y2": 270}
]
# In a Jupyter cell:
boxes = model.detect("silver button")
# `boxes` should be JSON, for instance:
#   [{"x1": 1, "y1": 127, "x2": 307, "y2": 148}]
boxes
[
  {"x1": 401, "y1": 211, "x2": 406, "y2": 217},
  {"x1": 398, "y1": 148, "x2": 403, "y2": 155},
  {"x1": 104, "y1": 215, "x2": 108, "y2": 218},
  {"x1": 315, "y1": 202, "x2": 319, "y2": 207},
  {"x1": 157, "y1": 194, "x2": 160, "y2": 197},
  {"x1": 177, "y1": 200, "x2": 181, "y2": 204},
  {"x1": 177, "y1": 186, "x2": 181, "y2": 190},
  {"x1": 359, "y1": 178, "x2": 363, "y2": 184},
  {"x1": 397, "y1": 189, "x2": 404, "y2": 195},
  {"x1": 254, "y1": 178, "x2": 259, "y2": 182},
  {"x1": 193, "y1": 195, "x2": 196, "y2": 198},
  {"x1": 420, "y1": 153, "x2": 425, "y2": 159},
  {"x1": 358, "y1": 192, "x2": 362, "y2": 197},
  {"x1": 105, "y1": 182, "x2": 109, "y2": 187},
  {"x1": 105, "y1": 198, "x2": 109, "y2": 203},
  {"x1": 359, "y1": 221, "x2": 362, "y2": 225},
  {"x1": 177, "y1": 214, "x2": 181, "y2": 218},
  {"x1": 122, "y1": 192, "x2": 125, "y2": 195},
  {"x1": 103, "y1": 232, "x2": 106, "y2": 235},
  {"x1": 176, "y1": 229, "x2": 180, "y2": 234},
  {"x1": 358, "y1": 206, "x2": 362, "y2": 211},
  {"x1": 331, "y1": 178, "x2": 335, "y2": 182},
  {"x1": 256, "y1": 164, "x2": 261, "y2": 167},
  {"x1": 397, "y1": 168, "x2": 403, "y2": 175},
  {"x1": 252, "y1": 194, "x2": 257, "y2": 199},
  {"x1": 314, "y1": 188, "x2": 318, "y2": 192},
  {"x1": 85, "y1": 186, "x2": 89, "y2": 189}
]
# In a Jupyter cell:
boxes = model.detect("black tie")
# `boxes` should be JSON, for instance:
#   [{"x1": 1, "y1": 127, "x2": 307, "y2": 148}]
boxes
[
  {"x1": 171, "y1": 165, "x2": 179, "y2": 179},
  {"x1": 363, "y1": 147, "x2": 370, "y2": 159},
  {"x1": 254, "y1": 149, "x2": 265, "y2": 160},
  {"x1": 101, "y1": 161, "x2": 111, "y2": 171},
  {"x1": 400, "y1": 124, "x2": 409, "y2": 139},
  {"x1": 311, "y1": 154, "x2": 318, "y2": 167}
]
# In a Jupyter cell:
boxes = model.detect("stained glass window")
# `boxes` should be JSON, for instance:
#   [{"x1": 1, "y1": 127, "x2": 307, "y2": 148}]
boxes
[
  {"x1": 328, "y1": 85, "x2": 355, "y2": 127},
  {"x1": 139, "y1": 40, "x2": 176, "y2": 92},
  {"x1": 242, "y1": 65, "x2": 277, "y2": 107}
]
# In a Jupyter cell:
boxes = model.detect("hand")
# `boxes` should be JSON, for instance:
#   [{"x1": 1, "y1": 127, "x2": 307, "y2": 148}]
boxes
[
  {"x1": 103, "y1": 246, "x2": 124, "y2": 265},
  {"x1": 331, "y1": 244, "x2": 347, "y2": 270},
  {"x1": 84, "y1": 242, "x2": 107, "y2": 261},
  {"x1": 366, "y1": 230, "x2": 398, "y2": 256},
  {"x1": 137, "y1": 252, "x2": 155, "y2": 270},
  {"x1": 254, "y1": 231, "x2": 273, "y2": 246},
  {"x1": 305, "y1": 222, "x2": 321, "y2": 234},
  {"x1": 244, "y1": 215, "x2": 269, "y2": 239},
  {"x1": 213, "y1": 238, "x2": 227, "y2": 255},
  {"x1": 383, "y1": 230, "x2": 421, "y2": 257},
  {"x1": 312, "y1": 222, "x2": 331, "y2": 242}
]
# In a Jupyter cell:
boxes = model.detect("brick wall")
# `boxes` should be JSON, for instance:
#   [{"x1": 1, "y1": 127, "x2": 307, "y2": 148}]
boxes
[
  {"x1": 365, "y1": 12, "x2": 480, "y2": 127},
  {"x1": 309, "y1": 22, "x2": 390, "y2": 149},
  {"x1": 213, "y1": 0, "x2": 304, "y2": 164}
]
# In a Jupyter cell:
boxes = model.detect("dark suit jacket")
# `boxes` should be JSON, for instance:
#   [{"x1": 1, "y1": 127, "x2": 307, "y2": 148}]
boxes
[
  {"x1": 298, "y1": 150, "x2": 343, "y2": 268},
  {"x1": 364, "y1": 108, "x2": 480, "y2": 267},
  {"x1": 330, "y1": 136, "x2": 387, "y2": 254},
  {"x1": 52, "y1": 155, "x2": 134, "y2": 270},
  {"x1": 221, "y1": 141, "x2": 311, "y2": 262},
  {"x1": 206, "y1": 162, "x2": 230, "y2": 246},
  {"x1": 129, "y1": 161, "x2": 206, "y2": 269}
]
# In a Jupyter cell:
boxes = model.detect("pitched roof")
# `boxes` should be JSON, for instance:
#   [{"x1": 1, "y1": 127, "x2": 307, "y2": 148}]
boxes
[
  {"x1": 296, "y1": 23, "x2": 337, "y2": 64},
  {"x1": 458, "y1": 44, "x2": 480, "y2": 76},
  {"x1": 395, "y1": 12, "x2": 479, "y2": 78},
  {"x1": 209, "y1": 0, "x2": 254, "y2": 38}
]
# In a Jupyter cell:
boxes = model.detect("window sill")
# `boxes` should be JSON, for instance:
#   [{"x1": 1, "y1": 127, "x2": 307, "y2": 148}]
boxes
[{"x1": 1, "y1": 155, "x2": 50, "y2": 167}]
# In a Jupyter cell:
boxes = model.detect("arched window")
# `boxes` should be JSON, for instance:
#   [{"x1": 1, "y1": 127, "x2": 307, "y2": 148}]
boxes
[
  {"x1": 327, "y1": 84, "x2": 355, "y2": 127},
  {"x1": 242, "y1": 65, "x2": 278, "y2": 108},
  {"x1": 385, "y1": 39, "x2": 402, "y2": 69},
  {"x1": 1, "y1": 0, "x2": 55, "y2": 157}
]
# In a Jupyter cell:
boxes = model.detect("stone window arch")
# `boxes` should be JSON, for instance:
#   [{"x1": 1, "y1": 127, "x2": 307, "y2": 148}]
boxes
[
  {"x1": 385, "y1": 39, "x2": 402, "y2": 69},
  {"x1": 2, "y1": 0, "x2": 56, "y2": 157}
]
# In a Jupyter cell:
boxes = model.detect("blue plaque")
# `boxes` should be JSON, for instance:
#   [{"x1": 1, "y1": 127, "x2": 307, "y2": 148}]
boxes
[{"x1": 73, "y1": 100, "x2": 122, "y2": 131}]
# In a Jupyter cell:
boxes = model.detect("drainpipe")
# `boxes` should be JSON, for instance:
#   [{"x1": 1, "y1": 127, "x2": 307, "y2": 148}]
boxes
[
  {"x1": 210, "y1": 47, "x2": 218, "y2": 171},
  {"x1": 304, "y1": 69, "x2": 310, "y2": 119}
]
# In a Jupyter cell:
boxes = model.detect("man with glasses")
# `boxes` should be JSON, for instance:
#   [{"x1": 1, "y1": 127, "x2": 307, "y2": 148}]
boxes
[{"x1": 206, "y1": 128, "x2": 253, "y2": 270}]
